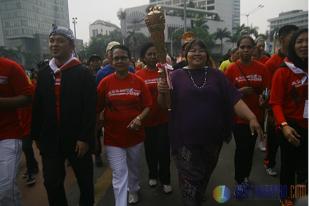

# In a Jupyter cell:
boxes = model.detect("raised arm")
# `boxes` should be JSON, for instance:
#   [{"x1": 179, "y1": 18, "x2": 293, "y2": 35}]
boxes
[{"x1": 157, "y1": 77, "x2": 171, "y2": 110}]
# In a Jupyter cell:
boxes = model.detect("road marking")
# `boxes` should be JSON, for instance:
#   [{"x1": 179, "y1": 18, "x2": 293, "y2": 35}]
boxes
[{"x1": 94, "y1": 167, "x2": 112, "y2": 206}]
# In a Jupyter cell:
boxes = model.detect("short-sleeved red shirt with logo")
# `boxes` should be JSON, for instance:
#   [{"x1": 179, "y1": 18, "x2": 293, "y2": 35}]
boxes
[
  {"x1": 0, "y1": 58, "x2": 33, "y2": 140},
  {"x1": 97, "y1": 73, "x2": 152, "y2": 148},
  {"x1": 136, "y1": 67, "x2": 168, "y2": 127},
  {"x1": 225, "y1": 60, "x2": 268, "y2": 124}
]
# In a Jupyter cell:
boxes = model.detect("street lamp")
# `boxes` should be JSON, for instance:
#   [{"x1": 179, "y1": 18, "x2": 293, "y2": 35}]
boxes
[
  {"x1": 244, "y1": 4, "x2": 264, "y2": 26},
  {"x1": 184, "y1": 0, "x2": 187, "y2": 32},
  {"x1": 72, "y1": 17, "x2": 78, "y2": 39}
]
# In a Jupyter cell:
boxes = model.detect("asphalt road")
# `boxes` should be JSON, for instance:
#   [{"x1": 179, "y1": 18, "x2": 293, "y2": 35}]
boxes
[
  {"x1": 96, "y1": 139, "x2": 281, "y2": 206},
  {"x1": 19, "y1": 138, "x2": 307, "y2": 206}
]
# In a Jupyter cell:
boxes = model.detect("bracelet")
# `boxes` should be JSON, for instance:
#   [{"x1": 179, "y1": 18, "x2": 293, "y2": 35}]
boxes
[{"x1": 280, "y1": 122, "x2": 288, "y2": 129}]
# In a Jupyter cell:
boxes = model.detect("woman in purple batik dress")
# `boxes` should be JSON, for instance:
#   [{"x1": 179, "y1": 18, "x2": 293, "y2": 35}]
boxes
[{"x1": 157, "y1": 39, "x2": 263, "y2": 206}]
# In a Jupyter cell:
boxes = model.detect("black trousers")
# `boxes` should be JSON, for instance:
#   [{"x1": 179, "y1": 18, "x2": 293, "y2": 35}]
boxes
[
  {"x1": 42, "y1": 152, "x2": 94, "y2": 206},
  {"x1": 144, "y1": 123, "x2": 171, "y2": 184},
  {"x1": 22, "y1": 136, "x2": 38, "y2": 174},
  {"x1": 233, "y1": 124, "x2": 257, "y2": 184},
  {"x1": 174, "y1": 143, "x2": 222, "y2": 206},
  {"x1": 279, "y1": 122, "x2": 308, "y2": 200},
  {"x1": 95, "y1": 128, "x2": 103, "y2": 156}
]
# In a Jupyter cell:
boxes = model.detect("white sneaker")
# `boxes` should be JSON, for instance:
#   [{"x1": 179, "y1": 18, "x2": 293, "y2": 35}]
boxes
[
  {"x1": 128, "y1": 192, "x2": 139, "y2": 204},
  {"x1": 163, "y1": 185, "x2": 173, "y2": 194},
  {"x1": 258, "y1": 141, "x2": 266, "y2": 152},
  {"x1": 148, "y1": 179, "x2": 157, "y2": 187}
]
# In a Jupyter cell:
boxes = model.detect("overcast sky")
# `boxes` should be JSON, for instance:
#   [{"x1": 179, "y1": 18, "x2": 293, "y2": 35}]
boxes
[{"x1": 67, "y1": 0, "x2": 308, "y2": 43}]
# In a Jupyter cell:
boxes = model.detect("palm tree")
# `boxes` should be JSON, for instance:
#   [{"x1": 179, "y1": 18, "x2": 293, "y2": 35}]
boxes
[
  {"x1": 233, "y1": 24, "x2": 251, "y2": 37},
  {"x1": 228, "y1": 32, "x2": 239, "y2": 47},
  {"x1": 227, "y1": 25, "x2": 247, "y2": 47},
  {"x1": 248, "y1": 26, "x2": 259, "y2": 38},
  {"x1": 214, "y1": 28, "x2": 231, "y2": 55},
  {"x1": 188, "y1": 18, "x2": 215, "y2": 49},
  {"x1": 228, "y1": 24, "x2": 260, "y2": 47},
  {"x1": 192, "y1": 17, "x2": 209, "y2": 29}
]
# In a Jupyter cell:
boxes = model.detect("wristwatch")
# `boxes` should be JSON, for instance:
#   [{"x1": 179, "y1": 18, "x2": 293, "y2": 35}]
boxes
[{"x1": 280, "y1": 122, "x2": 289, "y2": 129}]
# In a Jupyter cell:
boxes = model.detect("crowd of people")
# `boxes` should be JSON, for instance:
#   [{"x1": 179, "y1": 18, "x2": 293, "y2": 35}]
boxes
[{"x1": 0, "y1": 23, "x2": 307, "y2": 206}]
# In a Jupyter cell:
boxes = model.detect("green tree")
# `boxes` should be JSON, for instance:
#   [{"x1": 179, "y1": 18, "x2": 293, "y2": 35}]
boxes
[
  {"x1": 82, "y1": 30, "x2": 123, "y2": 60},
  {"x1": 117, "y1": 9, "x2": 126, "y2": 21},
  {"x1": 125, "y1": 31, "x2": 149, "y2": 58},
  {"x1": 228, "y1": 32, "x2": 239, "y2": 47},
  {"x1": 106, "y1": 30, "x2": 123, "y2": 43},
  {"x1": 228, "y1": 24, "x2": 260, "y2": 47},
  {"x1": 214, "y1": 28, "x2": 231, "y2": 55},
  {"x1": 189, "y1": 18, "x2": 215, "y2": 49},
  {"x1": 170, "y1": 27, "x2": 185, "y2": 57},
  {"x1": 234, "y1": 24, "x2": 259, "y2": 38},
  {"x1": 87, "y1": 34, "x2": 107, "y2": 58},
  {"x1": 248, "y1": 26, "x2": 259, "y2": 38}
]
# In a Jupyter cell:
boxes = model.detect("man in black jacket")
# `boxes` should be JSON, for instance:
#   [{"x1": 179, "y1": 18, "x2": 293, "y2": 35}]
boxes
[{"x1": 31, "y1": 25, "x2": 96, "y2": 206}]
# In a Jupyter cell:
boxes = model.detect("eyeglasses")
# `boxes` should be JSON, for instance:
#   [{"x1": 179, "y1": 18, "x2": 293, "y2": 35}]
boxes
[{"x1": 113, "y1": 56, "x2": 129, "y2": 62}]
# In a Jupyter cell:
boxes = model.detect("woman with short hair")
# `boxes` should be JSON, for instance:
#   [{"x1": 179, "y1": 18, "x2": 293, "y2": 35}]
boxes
[
  {"x1": 136, "y1": 42, "x2": 172, "y2": 193},
  {"x1": 97, "y1": 45, "x2": 152, "y2": 205},
  {"x1": 158, "y1": 39, "x2": 263, "y2": 206}
]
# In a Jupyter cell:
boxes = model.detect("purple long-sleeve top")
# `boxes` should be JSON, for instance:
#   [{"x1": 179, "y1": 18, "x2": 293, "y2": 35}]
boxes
[{"x1": 169, "y1": 67, "x2": 242, "y2": 151}]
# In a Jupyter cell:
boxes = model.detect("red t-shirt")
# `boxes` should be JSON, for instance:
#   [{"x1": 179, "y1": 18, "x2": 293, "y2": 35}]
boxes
[
  {"x1": 225, "y1": 60, "x2": 268, "y2": 124},
  {"x1": 265, "y1": 53, "x2": 285, "y2": 78},
  {"x1": 97, "y1": 73, "x2": 152, "y2": 148},
  {"x1": 269, "y1": 59, "x2": 308, "y2": 128},
  {"x1": 256, "y1": 55, "x2": 270, "y2": 64},
  {"x1": 17, "y1": 80, "x2": 35, "y2": 137},
  {"x1": 136, "y1": 67, "x2": 168, "y2": 127},
  {"x1": 0, "y1": 58, "x2": 33, "y2": 140}
]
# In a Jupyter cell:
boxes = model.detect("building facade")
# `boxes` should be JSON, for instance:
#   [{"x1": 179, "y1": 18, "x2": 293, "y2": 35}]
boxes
[
  {"x1": 0, "y1": 0, "x2": 70, "y2": 66},
  {"x1": 121, "y1": 0, "x2": 238, "y2": 56},
  {"x1": 148, "y1": 0, "x2": 240, "y2": 32},
  {"x1": 89, "y1": 20, "x2": 120, "y2": 39},
  {"x1": 268, "y1": 10, "x2": 308, "y2": 33}
]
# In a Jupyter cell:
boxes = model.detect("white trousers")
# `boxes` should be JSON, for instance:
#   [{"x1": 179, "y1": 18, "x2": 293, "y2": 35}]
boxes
[
  {"x1": 106, "y1": 143, "x2": 142, "y2": 206},
  {"x1": 0, "y1": 139, "x2": 22, "y2": 206}
]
